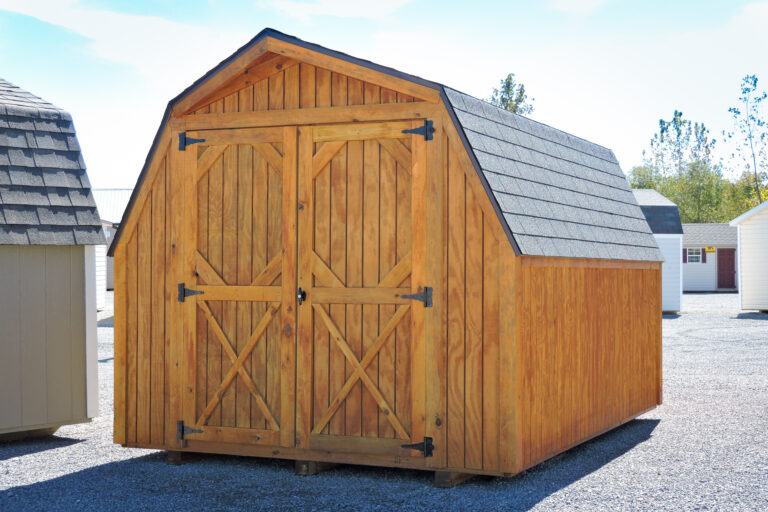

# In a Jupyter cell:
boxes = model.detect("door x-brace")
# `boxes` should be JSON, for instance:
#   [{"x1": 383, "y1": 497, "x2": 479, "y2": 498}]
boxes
[
  {"x1": 311, "y1": 304, "x2": 412, "y2": 439},
  {"x1": 195, "y1": 301, "x2": 281, "y2": 430}
]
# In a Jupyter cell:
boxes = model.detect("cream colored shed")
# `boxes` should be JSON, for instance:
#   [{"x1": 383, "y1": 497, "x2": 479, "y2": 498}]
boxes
[
  {"x1": 0, "y1": 78, "x2": 104, "y2": 438},
  {"x1": 731, "y1": 201, "x2": 768, "y2": 312}
]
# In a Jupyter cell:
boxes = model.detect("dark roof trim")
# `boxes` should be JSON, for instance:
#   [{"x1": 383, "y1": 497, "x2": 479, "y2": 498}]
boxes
[{"x1": 110, "y1": 28, "x2": 516, "y2": 256}]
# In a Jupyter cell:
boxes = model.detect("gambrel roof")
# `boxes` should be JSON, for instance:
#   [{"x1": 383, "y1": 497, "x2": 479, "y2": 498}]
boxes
[
  {"x1": 0, "y1": 78, "x2": 104, "y2": 245},
  {"x1": 448, "y1": 90, "x2": 660, "y2": 260},
  {"x1": 111, "y1": 29, "x2": 661, "y2": 261}
]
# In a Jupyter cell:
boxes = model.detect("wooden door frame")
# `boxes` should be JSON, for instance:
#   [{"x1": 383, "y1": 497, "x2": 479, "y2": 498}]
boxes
[
  {"x1": 295, "y1": 121, "x2": 435, "y2": 457},
  {"x1": 180, "y1": 125, "x2": 297, "y2": 449}
]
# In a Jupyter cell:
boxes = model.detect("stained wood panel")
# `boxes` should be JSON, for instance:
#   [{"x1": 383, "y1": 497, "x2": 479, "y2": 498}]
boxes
[
  {"x1": 514, "y1": 257, "x2": 662, "y2": 471},
  {"x1": 119, "y1": 156, "x2": 170, "y2": 446},
  {"x1": 298, "y1": 123, "x2": 419, "y2": 448},
  {"x1": 444, "y1": 142, "x2": 505, "y2": 473},
  {"x1": 191, "y1": 62, "x2": 415, "y2": 117}
]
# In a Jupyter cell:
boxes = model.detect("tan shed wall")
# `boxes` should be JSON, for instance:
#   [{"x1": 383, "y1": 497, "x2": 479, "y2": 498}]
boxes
[{"x1": 0, "y1": 245, "x2": 97, "y2": 435}]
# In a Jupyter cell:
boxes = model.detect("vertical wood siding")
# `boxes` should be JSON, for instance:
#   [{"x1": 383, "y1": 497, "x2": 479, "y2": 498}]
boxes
[
  {"x1": 514, "y1": 257, "x2": 662, "y2": 471},
  {"x1": 119, "y1": 155, "x2": 170, "y2": 446},
  {"x1": 190, "y1": 62, "x2": 415, "y2": 117},
  {"x1": 444, "y1": 142, "x2": 504, "y2": 474}
]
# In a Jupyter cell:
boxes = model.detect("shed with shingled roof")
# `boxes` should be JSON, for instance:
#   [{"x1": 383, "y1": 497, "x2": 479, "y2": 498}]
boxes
[
  {"x1": 0, "y1": 78, "x2": 103, "y2": 439},
  {"x1": 110, "y1": 29, "x2": 662, "y2": 485}
]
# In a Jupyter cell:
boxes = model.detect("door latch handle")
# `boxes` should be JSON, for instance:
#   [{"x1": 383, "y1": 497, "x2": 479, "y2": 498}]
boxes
[{"x1": 297, "y1": 287, "x2": 307, "y2": 305}]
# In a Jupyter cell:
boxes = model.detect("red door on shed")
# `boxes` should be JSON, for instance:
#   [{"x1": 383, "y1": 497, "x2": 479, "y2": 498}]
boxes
[{"x1": 717, "y1": 248, "x2": 736, "y2": 289}]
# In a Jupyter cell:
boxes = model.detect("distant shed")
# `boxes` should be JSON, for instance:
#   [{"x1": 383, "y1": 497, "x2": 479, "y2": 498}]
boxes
[
  {"x1": 0, "y1": 78, "x2": 104, "y2": 438},
  {"x1": 633, "y1": 189, "x2": 683, "y2": 312},
  {"x1": 682, "y1": 223, "x2": 738, "y2": 292},
  {"x1": 109, "y1": 29, "x2": 663, "y2": 484},
  {"x1": 731, "y1": 201, "x2": 768, "y2": 311}
]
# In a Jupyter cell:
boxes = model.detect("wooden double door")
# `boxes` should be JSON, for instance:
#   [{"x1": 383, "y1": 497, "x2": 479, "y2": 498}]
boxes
[{"x1": 180, "y1": 121, "x2": 429, "y2": 458}]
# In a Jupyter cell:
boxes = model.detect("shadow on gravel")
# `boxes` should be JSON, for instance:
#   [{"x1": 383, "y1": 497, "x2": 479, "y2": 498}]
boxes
[
  {"x1": 735, "y1": 312, "x2": 768, "y2": 320},
  {"x1": 0, "y1": 435, "x2": 83, "y2": 462},
  {"x1": 493, "y1": 418, "x2": 661, "y2": 510},
  {"x1": 662, "y1": 313, "x2": 681, "y2": 319},
  {"x1": 1, "y1": 420, "x2": 659, "y2": 510}
]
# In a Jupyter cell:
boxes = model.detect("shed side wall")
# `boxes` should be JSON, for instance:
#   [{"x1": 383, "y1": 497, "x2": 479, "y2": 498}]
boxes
[
  {"x1": 0, "y1": 245, "x2": 90, "y2": 435},
  {"x1": 515, "y1": 256, "x2": 662, "y2": 471},
  {"x1": 738, "y1": 213, "x2": 768, "y2": 309},
  {"x1": 114, "y1": 151, "x2": 176, "y2": 447},
  {"x1": 443, "y1": 133, "x2": 511, "y2": 475}
]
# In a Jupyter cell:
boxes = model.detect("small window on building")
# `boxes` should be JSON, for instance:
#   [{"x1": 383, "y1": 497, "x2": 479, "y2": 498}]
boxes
[{"x1": 687, "y1": 248, "x2": 702, "y2": 263}]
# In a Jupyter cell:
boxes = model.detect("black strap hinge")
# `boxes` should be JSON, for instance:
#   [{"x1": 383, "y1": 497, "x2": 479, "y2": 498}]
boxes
[
  {"x1": 401, "y1": 437, "x2": 434, "y2": 457},
  {"x1": 400, "y1": 287, "x2": 432, "y2": 307},
  {"x1": 176, "y1": 420, "x2": 203, "y2": 440},
  {"x1": 179, "y1": 132, "x2": 206, "y2": 151},
  {"x1": 178, "y1": 283, "x2": 204, "y2": 302},
  {"x1": 402, "y1": 120, "x2": 435, "y2": 140}
]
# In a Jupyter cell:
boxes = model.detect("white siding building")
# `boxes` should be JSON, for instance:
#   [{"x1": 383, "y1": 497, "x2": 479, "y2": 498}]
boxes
[
  {"x1": 633, "y1": 189, "x2": 683, "y2": 312},
  {"x1": 731, "y1": 201, "x2": 768, "y2": 311},
  {"x1": 682, "y1": 224, "x2": 738, "y2": 292}
]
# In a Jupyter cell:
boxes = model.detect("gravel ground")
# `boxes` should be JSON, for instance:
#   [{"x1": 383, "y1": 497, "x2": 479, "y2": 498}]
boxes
[{"x1": 1, "y1": 292, "x2": 767, "y2": 511}]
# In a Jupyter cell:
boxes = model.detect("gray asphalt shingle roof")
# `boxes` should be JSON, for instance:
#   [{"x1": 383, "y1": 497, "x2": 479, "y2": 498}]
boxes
[
  {"x1": 446, "y1": 88, "x2": 662, "y2": 261},
  {"x1": 632, "y1": 189, "x2": 683, "y2": 235},
  {"x1": 0, "y1": 78, "x2": 104, "y2": 245},
  {"x1": 682, "y1": 223, "x2": 737, "y2": 247}
]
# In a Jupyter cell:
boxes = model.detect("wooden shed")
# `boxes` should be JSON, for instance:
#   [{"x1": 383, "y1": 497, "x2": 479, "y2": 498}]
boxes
[
  {"x1": 110, "y1": 29, "x2": 663, "y2": 484},
  {"x1": 0, "y1": 78, "x2": 103, "y2": 439}
]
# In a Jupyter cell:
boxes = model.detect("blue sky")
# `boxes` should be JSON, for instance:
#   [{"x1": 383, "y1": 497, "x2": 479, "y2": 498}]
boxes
[{"x1": 1, "y1": 0, "x2": 766, "y2": 188}]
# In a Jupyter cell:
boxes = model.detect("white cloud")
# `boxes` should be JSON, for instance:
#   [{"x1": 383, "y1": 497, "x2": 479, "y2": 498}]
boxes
[
  {"x1": 0, "y1": 0, "x2": 249, "y2": 81},
  {"x1": 548, "y1": 0, "x2": 611, "y2": 13},
  {"x1": 0, "y1": 0, "x2": 253, "y2": 188},
  {"x1": 260, "y1": 0, "x2": 413, "y2": 22}
]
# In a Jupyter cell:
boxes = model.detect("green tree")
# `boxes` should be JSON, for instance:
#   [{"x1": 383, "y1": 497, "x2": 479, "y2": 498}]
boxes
[
  {"x1": 648, "y1": 110, "x2": 715, "y2": 175},
  {"x1": 721, "y1": 170, "x2": 765, "y2": 220},
  {"x1": 633, "y1": 110, "x2": 733, "y2": 223},
  {"x1": 489, "y1": 73, "x2": 534, "y2": 115},
  {"x1": 727, "y1": 75, "x2": 767, "y2": 203},
  {"x1": 627, "y1": 163, "x2": 661, "y2": 189},
  {"x1": 660, "y1": 162, "x2": 728, "y2": 223}
]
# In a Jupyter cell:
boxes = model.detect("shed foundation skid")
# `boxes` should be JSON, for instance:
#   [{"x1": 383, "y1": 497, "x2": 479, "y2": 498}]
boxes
[{"x1": 112, "y1": 29, "x2": 663, "y2": 482}]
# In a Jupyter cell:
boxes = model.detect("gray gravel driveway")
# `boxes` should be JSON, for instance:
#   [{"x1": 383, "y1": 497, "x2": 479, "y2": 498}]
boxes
[{"x1": 1, "y1": 292, "x2": 767, "y2": 511}]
